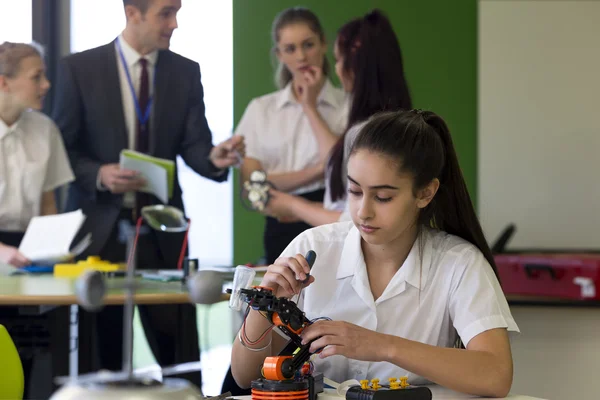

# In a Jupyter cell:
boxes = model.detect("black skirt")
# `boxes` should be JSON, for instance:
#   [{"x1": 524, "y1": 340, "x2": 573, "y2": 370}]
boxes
[{"x1": 0, "y1": 230, "x2": 24, "y2": 248}]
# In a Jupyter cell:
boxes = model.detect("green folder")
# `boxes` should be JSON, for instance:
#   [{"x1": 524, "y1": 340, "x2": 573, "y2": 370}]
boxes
[{"x1": 120, "y1": 150, "x2": 175, "y2": 199}]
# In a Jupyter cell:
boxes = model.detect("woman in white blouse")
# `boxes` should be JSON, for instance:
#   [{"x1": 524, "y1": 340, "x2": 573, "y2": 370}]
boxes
[
  {"x1": 237, "y1": 7, "x2": 348, "y2": 265},
  {"x1": 232, "y1": 109, "x2": 519, "y2": 398},
  {"x1": 265, "y1": 10, "x2": 412, "y2": 226},
  {"x1": 0, "y1": 42, "x2": 74, "y2": 267}
]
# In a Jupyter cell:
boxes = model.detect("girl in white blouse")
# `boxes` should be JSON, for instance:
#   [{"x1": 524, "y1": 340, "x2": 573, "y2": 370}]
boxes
[
  {"x1": 0, "y1": 42, "x2": 74, "y2": 267},
  {"x1": 236, "y1": 7, "x2": 348, "y2": 264},
  {"x1": 232, "y1": 110, "x2": 519, "y2": 398},
  {"x1": 265, "y1": 10, "x2": 412, "y2": 227}
]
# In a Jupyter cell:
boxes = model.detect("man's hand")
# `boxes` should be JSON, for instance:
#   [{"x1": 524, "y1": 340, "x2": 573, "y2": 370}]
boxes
[
  {"x1": 209, "y1": 135, "x2": 246, "y2": 169},
  {"x1": 0, "y1": 243, "x2": 30, "y2": 268},
  {"x1": 99, "y1": 164, "x2": 146, "y2": 194}
]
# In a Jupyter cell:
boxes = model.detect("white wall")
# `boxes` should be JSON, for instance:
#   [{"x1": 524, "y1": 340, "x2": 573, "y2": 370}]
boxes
[
  {"x1": 479, "y1": 2, "x2": 600, "y2": 399},
  {"x1": 510, "y1": 306, "x2": 600, "y2": 400},
  {"x1": 478, "y1": 0, "x2": 600, "y2": 250},
  {"x1": 1, "y1": 1, "x2": 32, "y2": 42}
]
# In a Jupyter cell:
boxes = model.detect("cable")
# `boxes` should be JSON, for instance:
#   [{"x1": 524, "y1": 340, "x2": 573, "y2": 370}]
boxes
[
  {"x1": 176, "y1": 218, "x2": 190, "y2": 270},
  {"x1": 239, "y1": 303, "x2": 275, "y2": 350}
]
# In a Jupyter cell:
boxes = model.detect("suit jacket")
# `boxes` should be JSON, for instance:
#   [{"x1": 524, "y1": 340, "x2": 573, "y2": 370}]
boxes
[{"x1": 52, "y1": 40, "x2": 228, "y2": 257}]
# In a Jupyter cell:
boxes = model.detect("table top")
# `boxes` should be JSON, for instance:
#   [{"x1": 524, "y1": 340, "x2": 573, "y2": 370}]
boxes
[
  {"x1": 1, "y1": 271, "x2": 597, "y2": 309},
  {"x1": 0, "y1": 275, "x2": 193, "y2": 306},
  {"x1": 235, "y1": 387, "x2": 545, "y2": 400}
]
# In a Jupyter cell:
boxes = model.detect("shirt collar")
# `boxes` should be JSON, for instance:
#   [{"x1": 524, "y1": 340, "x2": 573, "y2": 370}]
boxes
[
  {"x1": 116, "y1": 33, "x2": 159, "y2": 68},
  {"x1": 0, "y1": 112, "x2": 24, "y2": 140},
  {"x1": 275, "y1": 79, "x2": 342, "y2": 110},
  {"x1": 336, "y1": 225, "x2": 432, "y2": 291}
]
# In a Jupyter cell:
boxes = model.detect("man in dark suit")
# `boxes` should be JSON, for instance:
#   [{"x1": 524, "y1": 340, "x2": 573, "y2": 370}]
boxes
[{"x1": 52, "y1": 0, "x2": 244, "y2": 387}]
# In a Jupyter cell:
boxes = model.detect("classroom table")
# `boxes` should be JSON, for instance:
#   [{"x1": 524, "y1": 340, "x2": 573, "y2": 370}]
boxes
[
  {"x1": 0, "y1": 274, "x2": 193, "y2": 306},
  {"x1": 0, "y1": 273, "x2": 204, "y2": 390},
  {"x1": 235, "y1": 386, "x2": 546, "y2": 400}
]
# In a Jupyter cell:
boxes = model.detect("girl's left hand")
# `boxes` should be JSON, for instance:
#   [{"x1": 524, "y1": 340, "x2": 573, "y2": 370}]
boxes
[
  {"x1": 300, "y1": 320, "x2": 386, "y2": 361},
  {"x1": 264, "y1": 189, "x2": 294, "y2": 220}
]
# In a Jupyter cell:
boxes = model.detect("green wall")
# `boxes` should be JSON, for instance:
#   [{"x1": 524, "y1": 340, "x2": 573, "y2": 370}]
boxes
[{"x1": 232, "y1": 0, "x2": 477, "y2": 265}]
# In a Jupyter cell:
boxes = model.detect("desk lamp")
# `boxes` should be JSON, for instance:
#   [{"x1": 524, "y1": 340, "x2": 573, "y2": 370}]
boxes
[{"x1": 50, "y1": 205, "x2": 226, "y2": 400}]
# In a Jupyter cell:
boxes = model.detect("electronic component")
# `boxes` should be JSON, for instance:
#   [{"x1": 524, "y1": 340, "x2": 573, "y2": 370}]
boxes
[{"x1": 242, "y1": 170, "x2": 273, "y2": 211}]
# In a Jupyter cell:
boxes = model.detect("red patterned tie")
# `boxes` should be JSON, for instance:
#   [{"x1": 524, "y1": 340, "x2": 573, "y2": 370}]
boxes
[{"x1": 136, "y1": 57, "x2": 149, "y2": 153}]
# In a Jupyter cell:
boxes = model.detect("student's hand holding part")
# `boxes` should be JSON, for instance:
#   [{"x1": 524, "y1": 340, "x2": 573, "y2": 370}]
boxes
[
  {"x1": 259, "y1": 253, "x2": 315, "y2": 298},
  {"x1": 301, "y1": 320, "x2": 385, "y2": 361},
  {"x1": 263, "y1": 189, "x2": 300, "y2": 222}
]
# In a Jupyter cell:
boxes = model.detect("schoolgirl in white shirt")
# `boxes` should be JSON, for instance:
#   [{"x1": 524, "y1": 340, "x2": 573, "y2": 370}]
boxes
[
  {"x1": 231, "y1": 109, "x2": 519, "y2": 398},
  {"x1": 265, "y1": 10, "x2": 412, "y2": 227},
  {"x1": 0, "y1": 41, "x2": 74, "y2": 399},
  {"x1": 236, "y1": 7, "x2": 348, "y2": 265},
  {"x1": 0, "y1": 42, "x2": 74, "y2": 267}
]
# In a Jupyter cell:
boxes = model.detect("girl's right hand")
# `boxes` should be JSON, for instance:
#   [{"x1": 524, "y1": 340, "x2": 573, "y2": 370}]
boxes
[
  {"x1": 259, "y1": 254, "x2": 315, "y2": 298},
  {"x1": 0, "y1": 243, "x2": 30, "y2": 268}
]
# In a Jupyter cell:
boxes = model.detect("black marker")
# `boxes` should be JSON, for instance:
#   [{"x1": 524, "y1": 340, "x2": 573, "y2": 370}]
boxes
[{"x1": 302, "y1": 250, "x2": 317, "y2": 284}]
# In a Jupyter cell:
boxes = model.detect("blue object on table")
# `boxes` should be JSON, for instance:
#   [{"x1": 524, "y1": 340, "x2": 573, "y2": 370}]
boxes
[{"x1": 20, "y1": 265, "x2": 54, "y2": 274}]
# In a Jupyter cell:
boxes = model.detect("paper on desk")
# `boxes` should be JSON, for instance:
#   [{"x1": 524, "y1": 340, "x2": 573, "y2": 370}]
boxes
[
  {"x1": 18, "y1": 209, "x2": 89, "y2": 264},
  {"x1": 120, "y1": 150, "x2": 174, "y2": 203}
]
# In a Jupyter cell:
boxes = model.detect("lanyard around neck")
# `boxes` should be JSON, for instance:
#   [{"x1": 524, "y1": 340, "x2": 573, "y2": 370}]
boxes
[{"x1": 116, "y1": 37, "x2": 156, "y2": 127}]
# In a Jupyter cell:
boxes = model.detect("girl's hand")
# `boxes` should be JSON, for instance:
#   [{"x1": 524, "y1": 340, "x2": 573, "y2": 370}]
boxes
[
  {"x1": 264, "y1": 189, "x2": 292, "y2": 218},
  {"x1": 301, "y1": 320, "x2": 386, "y2": 361},
  {"x1": 259, "y1": 253, "x2": 315, "y2": 298},
  {"x1": 296, "y1": 66, "x2": 323, "y2": 109},
  {"x1": 0, "y1": 243, "x2": 30, "y2": 268}
]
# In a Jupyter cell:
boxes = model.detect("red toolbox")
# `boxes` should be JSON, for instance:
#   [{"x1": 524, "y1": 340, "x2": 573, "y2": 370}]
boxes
[{"x1": 495, "y1": 253, "x2": 600, "y2": 300}]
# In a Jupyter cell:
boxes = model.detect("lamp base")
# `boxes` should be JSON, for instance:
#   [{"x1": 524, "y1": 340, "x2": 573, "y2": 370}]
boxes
[{"x1": 49, "y1": 377, "x2": 204, "y2": 400}]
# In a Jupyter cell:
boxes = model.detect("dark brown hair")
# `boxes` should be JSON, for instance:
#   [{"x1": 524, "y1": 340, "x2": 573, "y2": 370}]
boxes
[
  {"x1": 351, "y1": 109, "x2": 498, "y2": 277},
  {"x1": 328, "y1": 10, "x2": 412, "y2": 201}
]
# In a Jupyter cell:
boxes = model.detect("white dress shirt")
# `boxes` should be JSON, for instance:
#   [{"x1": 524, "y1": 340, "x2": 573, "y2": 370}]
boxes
[
  {"x1": 236, "y1": 80, "x2": 349, "y2": 195},
  {"x1": 280, "y1": 221, "x2": 519, "y2": 385},
  {"x1": 115, "y1": 34, "x2": 158, "y2": 150},
  {"x1": 98, "y1": 34, "x2": 159, "y2": 206},
  {"x1": 0, "y1": 110, "x2": 74, "y2": 232}
]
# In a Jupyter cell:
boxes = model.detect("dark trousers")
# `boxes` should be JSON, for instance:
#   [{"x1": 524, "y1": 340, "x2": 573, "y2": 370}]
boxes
[
  {"x1": 77, "y1": 213, "x2": 201, "y2": 387},
  {"x1": 263, "y1": 188, "x2": 326, "y2": 264},
  {"x1": 221, "y1": 189, "x2": 325, "y2": 396}
]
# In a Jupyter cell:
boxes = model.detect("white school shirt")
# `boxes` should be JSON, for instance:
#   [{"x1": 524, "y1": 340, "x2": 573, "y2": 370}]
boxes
[
  {"x1": 236, "y1": 80, "x2": 349, "y2": 195},
  {"x1": 0, "y1": 110, "x2": 75, "y2": 232},
  {"x1": 280, "y1": 221, "x2": 519, "y2": 385},
  {"x1": 96, "y1": 34, "x2": 160, "y2": 206},
  {"x1": 323, "y1": 121, "x2": 366, "y2": 212}
]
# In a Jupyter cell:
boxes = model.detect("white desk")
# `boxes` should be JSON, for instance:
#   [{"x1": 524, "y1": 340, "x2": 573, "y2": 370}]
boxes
[{"x1": 235, "y1": 386, "x2": 545, "y2": 399}]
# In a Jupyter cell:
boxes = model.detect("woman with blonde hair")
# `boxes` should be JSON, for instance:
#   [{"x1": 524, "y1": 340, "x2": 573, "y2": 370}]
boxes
[{"x1": 0, "y1": 41, "x2": 74, "y2": 397}]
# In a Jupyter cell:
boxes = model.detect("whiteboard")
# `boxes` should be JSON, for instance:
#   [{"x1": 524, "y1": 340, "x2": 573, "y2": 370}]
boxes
[{"x1": 478, "y1": 0, "x2": 600, "y2": 249}]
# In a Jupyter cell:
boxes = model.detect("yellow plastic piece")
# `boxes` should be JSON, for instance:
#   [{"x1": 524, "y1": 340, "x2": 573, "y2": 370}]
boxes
[
  {"x1": 371, "y1": 378, "x2": 380, "y2": 390},
  {"x1": 0, "y1": 325, "x2": 24, "y2": 399},
  {"x1": 54, "y1": 256, "x2": 121, "y2": 277},
  {"x1": 389, "y1": 377, "x2": 400, "y2": 390},
  {"x1": 360, "y1": 379, "x2": 370, "y2": 390},
  {"x1": 399, "y1": 376, "x2": 409, "y2": 389}
]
